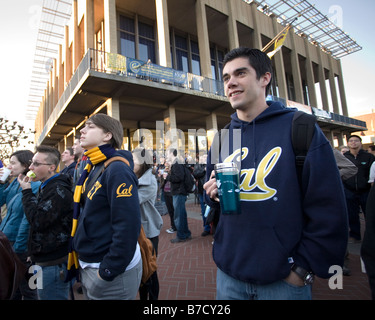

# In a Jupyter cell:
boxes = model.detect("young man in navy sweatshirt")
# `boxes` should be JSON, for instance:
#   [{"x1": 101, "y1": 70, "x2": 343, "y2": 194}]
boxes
[
  {"x1": 71, "y1": 114, "x2": 142, "y2": 300},
  {"x1": 204, "y1": 48, "x2": 348, "y2": 300}
]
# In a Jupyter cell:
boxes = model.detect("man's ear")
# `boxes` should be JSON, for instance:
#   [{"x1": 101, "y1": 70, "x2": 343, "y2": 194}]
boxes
[
  {"x1": 262, "y1": 72, "x2": 272, "y2": 87},
  {"x1": 103, "y1": 131, "x2": 113, "y2": 144}
]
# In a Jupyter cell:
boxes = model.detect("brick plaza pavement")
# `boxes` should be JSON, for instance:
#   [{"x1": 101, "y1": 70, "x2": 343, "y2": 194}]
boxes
[{"x1": 156, "y1": 196, "x2": 372, "y2": 300}]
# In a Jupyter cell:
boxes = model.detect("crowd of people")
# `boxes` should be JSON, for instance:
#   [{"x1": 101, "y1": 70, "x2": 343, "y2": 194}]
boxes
[
  {"x1": 0, "y1": 113, "x2": 210, "y2": 301},
  {"x1": 1, "y1": 47, "x2": 374, "y2": 300}
]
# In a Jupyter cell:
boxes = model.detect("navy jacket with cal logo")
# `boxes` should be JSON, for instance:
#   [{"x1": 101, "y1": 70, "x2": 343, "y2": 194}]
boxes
[{"x1": 73, "y1": 150, "x2": 140, "y2": 281}]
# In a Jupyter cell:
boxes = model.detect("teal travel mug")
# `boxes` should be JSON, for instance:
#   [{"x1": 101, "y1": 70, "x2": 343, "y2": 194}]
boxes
[{"x1": 214, "y1": 162, "x2": 241, "y2": 215}]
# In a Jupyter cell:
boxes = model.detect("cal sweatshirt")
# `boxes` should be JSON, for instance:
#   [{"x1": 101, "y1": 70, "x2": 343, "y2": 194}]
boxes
[
  {"x1": 205, "y1": 101, "x2": 348, "y2": 284},
  {"x1": 73, "y1": 150, "x2": 141, "y2": 281}
]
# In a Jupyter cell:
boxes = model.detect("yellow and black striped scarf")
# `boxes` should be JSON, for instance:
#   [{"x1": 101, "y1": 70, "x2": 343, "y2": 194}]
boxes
[{"x1": 66, "y1": 144, "x2": 115, "y2": 282}]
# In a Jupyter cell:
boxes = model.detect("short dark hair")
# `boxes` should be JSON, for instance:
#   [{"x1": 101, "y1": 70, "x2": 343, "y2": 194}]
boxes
[
  {"x1": 36, "y1": 145, "x2": 61, "y2": 169},
  {"x1": 347, "y1": 135, "x2": 362, "y2": 142},
  {"x1": 86, "y1": 114, "x2": 123, "y2": 149},
  {"x1": 369, "y1": 145, "x2": 375, "y2": 151},
  {"x1": 10, "y1": 150, "x2": 34, "y2": 175},
  {"x1": 66, "y1": 147, "x2": 74, "y2": 156},
  {"x1": 223, "y1": 47, "x2": 273, "y2": 96}
]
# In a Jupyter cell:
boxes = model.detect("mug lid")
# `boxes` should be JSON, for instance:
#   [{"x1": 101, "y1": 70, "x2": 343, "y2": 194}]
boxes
[{"x1": 214, "y1": 162, "x2": 238, "y2": 170}]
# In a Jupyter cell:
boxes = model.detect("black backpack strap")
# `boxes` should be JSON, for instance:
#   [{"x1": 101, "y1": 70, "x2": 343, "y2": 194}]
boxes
[{"x1": 292, "y1": 111, "x2": 316, "y2": 186}]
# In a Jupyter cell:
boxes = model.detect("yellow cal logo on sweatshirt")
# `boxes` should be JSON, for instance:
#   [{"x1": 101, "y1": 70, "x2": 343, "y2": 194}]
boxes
[
  {"x1": 87, "y1": 181, "x2": 102, "y2": 200},
  {"x1": 116, "y1": 183, "x2": 133, "y2": 198},
  {"x1": 224, "y1": 147, "x2": 282, "y2": 201}
]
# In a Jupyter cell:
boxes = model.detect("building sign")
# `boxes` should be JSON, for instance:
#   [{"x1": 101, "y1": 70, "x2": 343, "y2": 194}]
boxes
[
  {"x1": 126, "y1": 57, "x2": 187, "y2": 85},
  {"x1": 312, "y1": 107, "x2": 332, "y2": 119}
]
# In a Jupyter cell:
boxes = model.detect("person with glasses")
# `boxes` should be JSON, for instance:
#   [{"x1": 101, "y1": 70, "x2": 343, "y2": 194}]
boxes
[{"x1": 18, "y1": 145, "x2": 73, "y2": 300}]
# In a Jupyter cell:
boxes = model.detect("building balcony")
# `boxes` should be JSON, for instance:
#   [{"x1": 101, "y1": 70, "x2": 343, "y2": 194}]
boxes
[{"x1": 36, "y1": 49, "x2": 366, "y2": 146}]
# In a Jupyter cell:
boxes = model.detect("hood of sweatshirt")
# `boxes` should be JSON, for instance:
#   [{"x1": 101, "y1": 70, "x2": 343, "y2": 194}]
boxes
[
  {"x1": 113, "y1": 149, "x2": 135, "y2": 170},
  {"x1": 220, "y1": 101, "x2": 294, "y2": 169}
]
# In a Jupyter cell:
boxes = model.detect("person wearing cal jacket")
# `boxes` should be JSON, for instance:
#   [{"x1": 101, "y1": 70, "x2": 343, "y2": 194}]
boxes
[
  {"x1": 69, "y1": 113, "x2": 142, "y2": 300},
  {"x1": 204, "y1": 48, "x2": 348, "y2": 300}
]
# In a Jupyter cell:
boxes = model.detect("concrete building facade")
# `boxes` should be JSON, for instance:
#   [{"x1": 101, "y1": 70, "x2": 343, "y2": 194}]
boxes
[{"x1": 33, "y1": 0, "x2": 366, "y2": 154}]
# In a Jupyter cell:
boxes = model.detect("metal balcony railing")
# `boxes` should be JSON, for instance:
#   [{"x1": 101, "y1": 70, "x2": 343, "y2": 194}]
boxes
[{"x1": 88, "y1": 49, "x2": 225, "y2": 96}]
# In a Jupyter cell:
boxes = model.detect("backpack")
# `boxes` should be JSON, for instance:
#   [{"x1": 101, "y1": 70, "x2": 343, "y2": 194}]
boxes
[
  {"x1": 0, "y1": 231, "x2": 27, "y2": 300},
  {"x1": 184, "y1": 165, "x2": 196, "y2": 193},
  {"x1": 291, "y1": 111, "x2": 316, "y2": 185},
  {"x1": 103, "y1": 156, "x2": 157, "y2": 286}
]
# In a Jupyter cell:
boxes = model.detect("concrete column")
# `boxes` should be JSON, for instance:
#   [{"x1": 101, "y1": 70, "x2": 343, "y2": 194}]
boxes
[
  {"x1": 290, "y1": 29, "x2": 304, "y2": 104},
  {"x1": 163, "y1": 106, "x2": 179, "y2": 151},
  {"x1": 104, "y1": 0, "x2": 118, "y2": 53},
  {"x1": 206, "y1": 113, "x2": 218, "y2": 131},
  {"x1": 164, "y1": 106, "x2": 177, "y2": 132},
  {"x1": 72, "y1": 0, "x2": 81, "y2": 72},
  {"x1": 44, "y1": 85, "x2": 49, "y2": 123},
  {"x1": 227, "y1": 0, "x2": 239, "y2": 50},
  {"x1": 51, "y1": 59, "x2": 56, "y2": 111},
  {"x1": 317, "y1": 49, "x2": 329, "y2": 111},
  {"x1": 58, "y1": 44, "x2": 64, "y2": 100},
  {"x1": 337, "y1": 59, "x2": 349, "y2": 116},
  {"x1": 328, "y1": 68, "x2": 340, "y2": 114},
  {"x1": 271, "y1": 17, "x2": 287, "y2": 100},
  {"x1": 64, "y1": 25, "x2": 72, "y2": 85},
  {"x1": 195, "y1": 0, "x2": 212, "y2": 78},
  {"x1": 107, "y1": 98, "x2": 120, "y2": 120},
  {"x1": 85, "y1": 0, "x2": 95, "y2": 53},
  {"x1": 337, "y1": 132, "x2": 345, "y2": 147},
  {"x1": 304, "y1": 38, "x2": 317, "y2": 108},
  {"x1": 250, "y1": 2, "x2": 262, "y2": 49},
  {"x1": 155, "y1": 0, "x2": 172, "y2": 67}
]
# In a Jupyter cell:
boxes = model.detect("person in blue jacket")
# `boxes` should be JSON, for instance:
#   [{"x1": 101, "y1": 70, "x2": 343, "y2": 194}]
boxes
[
  {"x1": 71, "y1": 113, "x2": 142, "y2": 300},
  {"x1": 204, "y1": 48, "x2": 348, "y2": 300},
  {"x1": 0, "y1": 150, "x2": 41, "y2": 300}
]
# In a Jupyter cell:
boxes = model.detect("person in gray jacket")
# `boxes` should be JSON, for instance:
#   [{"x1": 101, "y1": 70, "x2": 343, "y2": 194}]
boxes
[{"x1": 132, "y1": 147, "x2": 163, "y2": 300}]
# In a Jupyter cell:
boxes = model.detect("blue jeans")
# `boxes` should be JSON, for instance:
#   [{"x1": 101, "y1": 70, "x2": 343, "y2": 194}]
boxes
[
  {"x1": 216, "y1": 268, "x2": 312, "y2": 300},
  {"x1": 38, "y1": 263, "x2": 69, "y2": 300},
  {"x1": 198, "y1": 193, "x2": 211, "y2": 233},
  {"x1": 173, "y1": 194, "x2": 191, "y2": 240}
]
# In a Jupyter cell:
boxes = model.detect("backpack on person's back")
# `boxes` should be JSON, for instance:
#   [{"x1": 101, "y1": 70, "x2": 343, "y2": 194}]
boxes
[{"x1": 183, "y1": 165, "x2": 196, "y2": 194}]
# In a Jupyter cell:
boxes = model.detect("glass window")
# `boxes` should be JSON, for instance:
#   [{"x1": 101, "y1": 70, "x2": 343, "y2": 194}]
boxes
[
  {"x1": 210, "y1": 47, "x2": 225, "y2": 81},
  {"x1": 176, "y1": 50, "x2": 189, "y2": 72},
  {"x1": 138, "y1": 21, "x2": 156, "y2": 62},
  {"x1": 120, "y1": 16, "x2": 135, "y2": 33},
  {"x1": 191, "y1": 40, "x2": 200, "y2": 75},
  {"x1": 119, "y1": 16, "x2": 135, "y2": 58},
  {"x1": 119, "y1": 15, "x2": 155, "y2": 62},
  {"x1": 120, "y1": 32, "x2": 135, "y2": 58},
  {"x1": 175, "y1": 35, "x2": 188, "y2": 50},
  {"x1": 139, "y1": 22, "x2": 154, "y2": 39},
  {"x1": 139, "y1": 38, "x2": 156, "y2": 62}
]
